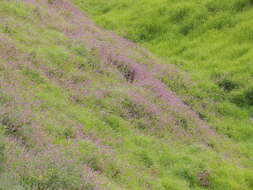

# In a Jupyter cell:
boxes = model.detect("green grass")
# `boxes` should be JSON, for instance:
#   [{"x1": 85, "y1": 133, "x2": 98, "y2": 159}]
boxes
[
  {"x1": 73, "y1": 0, "x2": 253, "y2": 142},
  {"x1": 0, "y1": 0, "x2": 252, "y2": 189}
]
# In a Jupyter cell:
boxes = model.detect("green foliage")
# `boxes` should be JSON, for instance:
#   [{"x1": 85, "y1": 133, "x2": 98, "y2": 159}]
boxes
[
  {"x1": 0, "y1": 131, "x2": 5, "y2": 173},
  {"x1": 244, "y1": 87, "x2": 253, "y2": 105},
  {"x1": 1, "y1": 0, "x2": 253, "y2": 189},
  {"x1": 47, "y1": 0, "x2": 56, "y2": 5},
  {"x1": 135, "y1": 149, "x2": 153, "y2": 168},
  {"x1": 22, "y1": 68, "x2": 46, "y2": 84},
  {"x1": 218, "y1": 78, "x2": 238, "y2": 92},
  {"x1": 77, "y1": 0, "x2": 253, "y2": 141}
]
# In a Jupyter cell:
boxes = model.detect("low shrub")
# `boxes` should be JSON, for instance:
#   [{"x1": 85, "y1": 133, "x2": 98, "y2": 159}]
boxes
[
  {"x1": 218, "y1": 78, "x2": 238, "y2": 92},
  {"x1": 244, "y1": 87, "x2": 253, "y2": 105},
  {"x1": 135, "y1": 150, "x2": 153, "y2": 168}
]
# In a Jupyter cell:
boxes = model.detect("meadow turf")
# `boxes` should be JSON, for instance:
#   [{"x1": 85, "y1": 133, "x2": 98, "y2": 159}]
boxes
[
  {"x1": 0, "y1": 0, "x2": 252, "y2": 189},
  {"x1": 74, "y1": 0, "x2": 253, "y2": 141}
]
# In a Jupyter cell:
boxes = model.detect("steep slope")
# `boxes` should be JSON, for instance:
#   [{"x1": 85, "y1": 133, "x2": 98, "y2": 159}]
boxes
[
  {"x1": 0, "y1": 0, "x2": 252, "y2": 189},
  {"x1": 75, "y1": 0, "x2": 253, "y2": 143}
]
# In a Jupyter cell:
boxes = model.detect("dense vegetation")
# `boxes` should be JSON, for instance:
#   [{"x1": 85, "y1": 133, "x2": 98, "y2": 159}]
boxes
[
  {"x1": 0, "y1": 0, "x2": 252, "y2": 189},
  {"x1": 75, "y1": 0, "x2": 253, "y2": 142}
]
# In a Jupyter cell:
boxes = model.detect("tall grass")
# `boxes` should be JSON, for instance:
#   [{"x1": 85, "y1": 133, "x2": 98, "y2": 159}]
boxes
[
  {"x1": 74, "y1": 0, "x2": 253, "y2": 142},
  {"x1": 0, "y1": 0, "x2": 253, "y2": 189}
]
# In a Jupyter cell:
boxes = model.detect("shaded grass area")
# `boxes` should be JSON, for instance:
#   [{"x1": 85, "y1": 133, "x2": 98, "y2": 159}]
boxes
[
  {"x1": 0, "y1": 0, "x2": 252, "y2": 190},
  {"x1": 74, "y1": 0, "x2": 253, "y2": 142}
]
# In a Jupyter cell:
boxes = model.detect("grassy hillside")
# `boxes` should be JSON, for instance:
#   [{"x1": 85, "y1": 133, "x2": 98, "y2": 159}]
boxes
[
  {"x1": 74, "y1": 0, "x2": 253, "y2": 142},
  {"x1": 0, "y1": 0, "x2": 252, "y2": 189}
]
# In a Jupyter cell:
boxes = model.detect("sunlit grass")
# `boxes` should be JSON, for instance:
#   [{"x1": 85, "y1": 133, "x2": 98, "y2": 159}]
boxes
[
  {"x1": 74, "y1": 0, "x2": 253, "y2": 141},
  {"x1": 0, "y1": 0, "x2": 252, "y2": 189}
]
